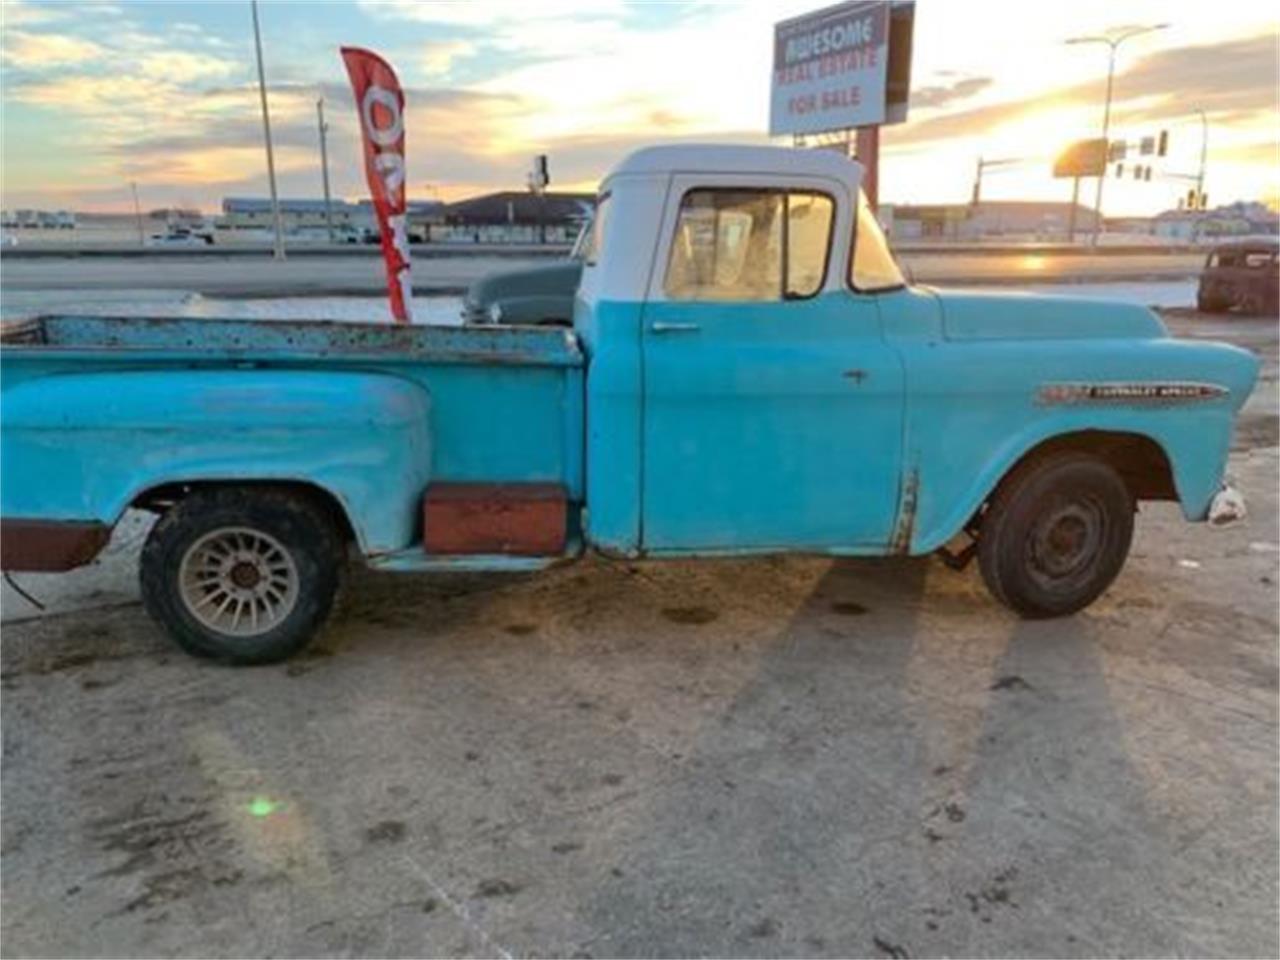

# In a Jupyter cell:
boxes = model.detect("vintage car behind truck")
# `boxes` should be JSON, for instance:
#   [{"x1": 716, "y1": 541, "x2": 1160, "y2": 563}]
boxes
[
  {"x1": 0, "y1": 146, "x2": 1259, "y2": 664},
  {"x1": 460, "y1": 219, "x2": 589, "y2": 326}
]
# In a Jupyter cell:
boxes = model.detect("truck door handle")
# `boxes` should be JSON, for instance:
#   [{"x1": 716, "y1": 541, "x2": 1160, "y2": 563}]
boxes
[{"x1": 650, "y1": 322, "x2": 700, "y2": 334}]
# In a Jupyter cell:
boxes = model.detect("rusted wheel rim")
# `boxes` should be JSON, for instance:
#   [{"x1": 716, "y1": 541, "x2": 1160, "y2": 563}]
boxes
[
  {"x1": 178, "y1": 527, "x2": 299, "y2": 637},
  {"x1": 1026, "y1": 499, "x2": 1104, "y2": 587}
]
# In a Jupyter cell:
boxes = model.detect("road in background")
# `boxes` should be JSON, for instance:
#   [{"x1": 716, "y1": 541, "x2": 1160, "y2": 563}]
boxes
[{"x1": 0, "y1": 248, "x2": 1206, "y2": 299}]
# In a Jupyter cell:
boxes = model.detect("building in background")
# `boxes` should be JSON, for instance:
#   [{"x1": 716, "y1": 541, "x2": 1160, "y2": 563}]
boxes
[
  {"x1": 217, "y1": 197, "x2": 445, "y2": 241},
  {"x1": 1151, "y1": 201, "x2": 1279, "y2": 242},
  {"x1": 1, "y1": 209, "x2": 75, "y2": 229},
  {"x1": 437, "y1": 191, "x2": 595, "y2": 244},
  {"x1": 883, "y1": 201, "x2": 1100, "y2": 241}
]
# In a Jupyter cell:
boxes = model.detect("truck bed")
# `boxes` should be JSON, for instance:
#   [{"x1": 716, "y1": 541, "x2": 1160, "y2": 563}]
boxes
[
  {"x1": 0, "y1": 314, "x2": 582, "y2": 368},
  {"x1": 2, "y1": 315, "x2": 586, "y2": 558}
]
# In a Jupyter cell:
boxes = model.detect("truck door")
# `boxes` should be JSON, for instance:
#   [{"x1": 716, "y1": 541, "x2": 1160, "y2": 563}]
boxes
[{"x1": 640, "y1": 179, "x2": 905, "y2": 552}]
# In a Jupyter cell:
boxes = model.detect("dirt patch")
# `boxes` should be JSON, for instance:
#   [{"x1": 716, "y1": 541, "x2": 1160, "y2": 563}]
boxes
[
  {"x1": 475, "y1": 877, "x2": 522, "y2": 898},
  {"x1": 661, "y1": 606, "x2": 719, "y2": 625},
  {"x1": 830, "y1": 601, "x2": 869, "y2": 616},
  {"x1": 364, "y1": 820, "x2": 407, "y2": 844}
]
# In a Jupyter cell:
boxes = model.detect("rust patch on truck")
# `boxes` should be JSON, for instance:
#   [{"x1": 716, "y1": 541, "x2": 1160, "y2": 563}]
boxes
[
  {"x1": 423, "y1": 483, "x2": 567, "y2": 556},
  {"x1": 890, "y1": 468, "x2": 919, "y2": 555},
  {"x1": 1, "y1": 519, "x2": 111, "y2": 571}
]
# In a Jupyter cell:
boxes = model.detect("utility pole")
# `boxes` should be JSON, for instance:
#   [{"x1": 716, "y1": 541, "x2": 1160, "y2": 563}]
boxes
[
  {"x1": 1067, "y1": 177, "x2": 1081, "y2": 243},
  {"x1": 1195, "y1": 109, "x2": 1208, "y2": 211},
  {"x1": 1066, "y1": 23, "x2": 1168, "y2": 247},
  {"x1": 130, "y1": 181, "x2": 144, "y2": 246},
  {"x1": 317, "y1": 97, "x2": 334, "y2": 243},
  {"x1": 970, "y1": 155, "x2": 1023, "y2": 207},
  {"x1": 251, "y1": 0, "x2": 285, "y2": 260}
]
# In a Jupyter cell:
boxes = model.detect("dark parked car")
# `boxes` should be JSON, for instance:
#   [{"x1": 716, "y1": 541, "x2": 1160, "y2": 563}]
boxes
[
  {"x1": 461, "y1": 220, "x2": 590, "y2": 326},
  {"x1": 1197, "y1": 238, "x2": 1278, "y2": 315}
]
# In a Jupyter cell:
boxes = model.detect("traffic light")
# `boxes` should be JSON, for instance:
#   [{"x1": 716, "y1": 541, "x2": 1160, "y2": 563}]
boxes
[
  {"x1": 1140, "y1": 136, "x2": 1155, "y2": 156},
  {"x1": 1108, "y1": 141, "x2": 1127, "y2": 162},
  {"x1": 1199, "y1": 192, "x2": 1208, "y2": 210},
  {"x1": 1144, "y1": 166, "x2": 1152, "y2": 182},
  {"x1": 1116, "y1": 163, "x2": 1124, "y2": 178},
  {"x1": 1187, "y1": 188, "x2": 1197, "y2": 208},
  {"x1": 1157, "y1": 130, "x2": 1168, "y2": 157}
]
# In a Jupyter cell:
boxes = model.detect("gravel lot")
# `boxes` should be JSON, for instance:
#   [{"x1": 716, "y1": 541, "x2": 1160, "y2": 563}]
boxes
[{"x1": 1, "y1": 311, "x2": 1276, "y2": 959}]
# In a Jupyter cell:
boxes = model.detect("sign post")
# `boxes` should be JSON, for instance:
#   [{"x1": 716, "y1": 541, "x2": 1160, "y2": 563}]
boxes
[{"x1": 1053, "y1": 138, "x2": 1108, "y2": 244}]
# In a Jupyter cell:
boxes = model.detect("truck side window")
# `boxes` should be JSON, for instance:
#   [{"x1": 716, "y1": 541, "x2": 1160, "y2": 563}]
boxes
[
  {"x1": 850, "y1": 191, "x2": 905, "y2": 292},
  {"x1": 786, "y1": 193, "x2": 834, "y2": 298},
  {"x1": 582, "y1": 192, "x2": 610, "y2": 266},
  {"x1": 664, "y1": 189, "x2": 833, "y2": 302}
]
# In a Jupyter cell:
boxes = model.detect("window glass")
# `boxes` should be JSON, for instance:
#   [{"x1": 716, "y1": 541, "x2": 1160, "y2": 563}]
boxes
[
  {"x1": 582, "y1": 193, "x2": 610, "y2": 265},
  {"x1": 665, "y1": 190, "x2": 781, "y2": 301},
  {"x1": 850, "y1": 191, "x2": 905, "y2": 291},
  {"x1": 786, "y1": 193, "x2": 834, "y2": 298},
  {"x1": 1243, "y1": 251, "x2": 1273, "y2": 269},
  {"x1": 664, "y1": 190, "x2": 832, "y2": 301}
]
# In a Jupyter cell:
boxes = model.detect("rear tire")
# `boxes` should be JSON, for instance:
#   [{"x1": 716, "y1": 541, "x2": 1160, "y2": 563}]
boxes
[
  {"x1": 140, "y1": 487, "x2": 344, "y2": 664},
  {"x1": 978, "y1": 453, "x2": 1134, "y2": 618}
]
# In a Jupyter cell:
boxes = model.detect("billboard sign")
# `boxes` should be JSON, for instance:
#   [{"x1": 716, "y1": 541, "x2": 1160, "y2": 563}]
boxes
[
  {"x1": 1053, "y1": 138, "x2": 1108, "y2": 179},
  {"x1": 770, "y1": 0, "x2": 890, "y2": 136}
]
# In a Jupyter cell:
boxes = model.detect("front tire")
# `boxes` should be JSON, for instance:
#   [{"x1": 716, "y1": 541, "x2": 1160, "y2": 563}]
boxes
[
  {"x1": 978, "y1": 453, "x2": 1134, "y2": 618},
  {"x1": 140, "y1": 487, "x2": 344, "y2": 664}
]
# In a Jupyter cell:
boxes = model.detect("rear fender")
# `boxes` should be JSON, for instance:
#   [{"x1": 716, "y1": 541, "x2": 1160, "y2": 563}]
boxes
[{"x1": 1, "y1": 369, "x2": 432, "y2": 554}]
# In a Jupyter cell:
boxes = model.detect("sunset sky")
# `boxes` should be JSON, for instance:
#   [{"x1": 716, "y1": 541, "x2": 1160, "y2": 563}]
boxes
[{"x1": 2, "y1": 0, "x2": 1277, "y2": 215}]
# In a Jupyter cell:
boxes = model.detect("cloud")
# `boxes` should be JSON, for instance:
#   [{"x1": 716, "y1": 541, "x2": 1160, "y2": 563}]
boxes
[
  {"x1": 357, "y1": 0, "x2": 625, "y2": 28},
  {"x1": 2, "y1": 1, "x2": 65, "y2": 27},
  {"x1": 137, "y1": 51, "x2": 238, "y2": 83},
  {"x1": 1, "y1": 29, "x2": 103, "y2": 68},
  {"x1": 1217, "y1": 140, "x2": 1280, "y2": 165},
  {"x1": 886, "y1": 32, "x2": 1279, "y2": 151},
  {"x1": 421, "y1": 39, "x2": 476, "y2": 77},
  {"x1": 909, "y1": 76, "x2": 994, "y2": 110}
]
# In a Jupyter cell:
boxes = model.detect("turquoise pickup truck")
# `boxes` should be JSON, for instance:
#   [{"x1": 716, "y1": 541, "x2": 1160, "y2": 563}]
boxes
[{"x1": 0, "y1": 145, "x2": 1258, "y2": 664}]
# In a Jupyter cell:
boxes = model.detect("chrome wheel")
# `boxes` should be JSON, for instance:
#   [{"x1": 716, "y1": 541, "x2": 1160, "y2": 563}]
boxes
[{"x1": 178, "y1": 527, "x2": 299, "y2": 637}]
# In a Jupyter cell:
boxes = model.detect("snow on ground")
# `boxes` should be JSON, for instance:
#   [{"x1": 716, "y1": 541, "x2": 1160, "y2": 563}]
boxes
[{"x1": 1, "y1": 290, "x2": 466, "y2": 325}]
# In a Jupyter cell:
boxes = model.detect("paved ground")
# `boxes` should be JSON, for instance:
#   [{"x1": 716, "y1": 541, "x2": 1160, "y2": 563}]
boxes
[{"x1": 1, "y1": 311, "x2": 1276, "y2": 958}]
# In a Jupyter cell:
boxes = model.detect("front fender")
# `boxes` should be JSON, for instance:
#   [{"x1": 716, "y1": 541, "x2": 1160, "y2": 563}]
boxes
[
  {"x1": 912, "y1": 411, "x2": 1233, "y2": 554},
  {"x1": 902, "y1": 338, "x2": 1259, "y2": 554},
  {"x1": 1, "y1": 369, "x2": 432, "y2": 553}
]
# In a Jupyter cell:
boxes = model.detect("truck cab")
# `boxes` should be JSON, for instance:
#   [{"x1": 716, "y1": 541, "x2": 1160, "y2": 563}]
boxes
[{"x1": 0, "y1": 145, "x2": 1260, "y2": 664}]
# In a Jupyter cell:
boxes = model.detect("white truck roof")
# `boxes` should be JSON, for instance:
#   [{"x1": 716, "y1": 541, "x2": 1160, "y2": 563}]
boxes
[{"x1": 608, "y1": 143, "x2": 864, "y2": 187}]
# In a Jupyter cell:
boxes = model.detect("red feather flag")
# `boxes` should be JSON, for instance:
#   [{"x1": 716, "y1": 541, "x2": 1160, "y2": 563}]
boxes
[{"x1": 340, "y1": 46, "x2": 413, "y2": 323}]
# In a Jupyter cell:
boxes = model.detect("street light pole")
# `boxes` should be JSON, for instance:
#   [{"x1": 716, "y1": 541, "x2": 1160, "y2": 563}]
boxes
[
  {"x1": 130, "y1": 181, "x2": 144, "y2": 246},
  {"x1": 1066, "y1": 23, "x2": 1168, "y2": 246},
  {"x1": 317, "y1": 97, "x2": 334, "y2": 244},
  {"x1": 251, "y1": 0, "x2": 285, "y2": 260},
  {"x1": 1195, "y1": 108, "x2": 1209, "y2": 210}
]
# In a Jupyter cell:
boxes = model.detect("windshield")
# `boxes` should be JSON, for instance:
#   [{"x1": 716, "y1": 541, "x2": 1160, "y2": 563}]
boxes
[{"x1": 850, "y1": 191, "x2": 905, "y2": 292}]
